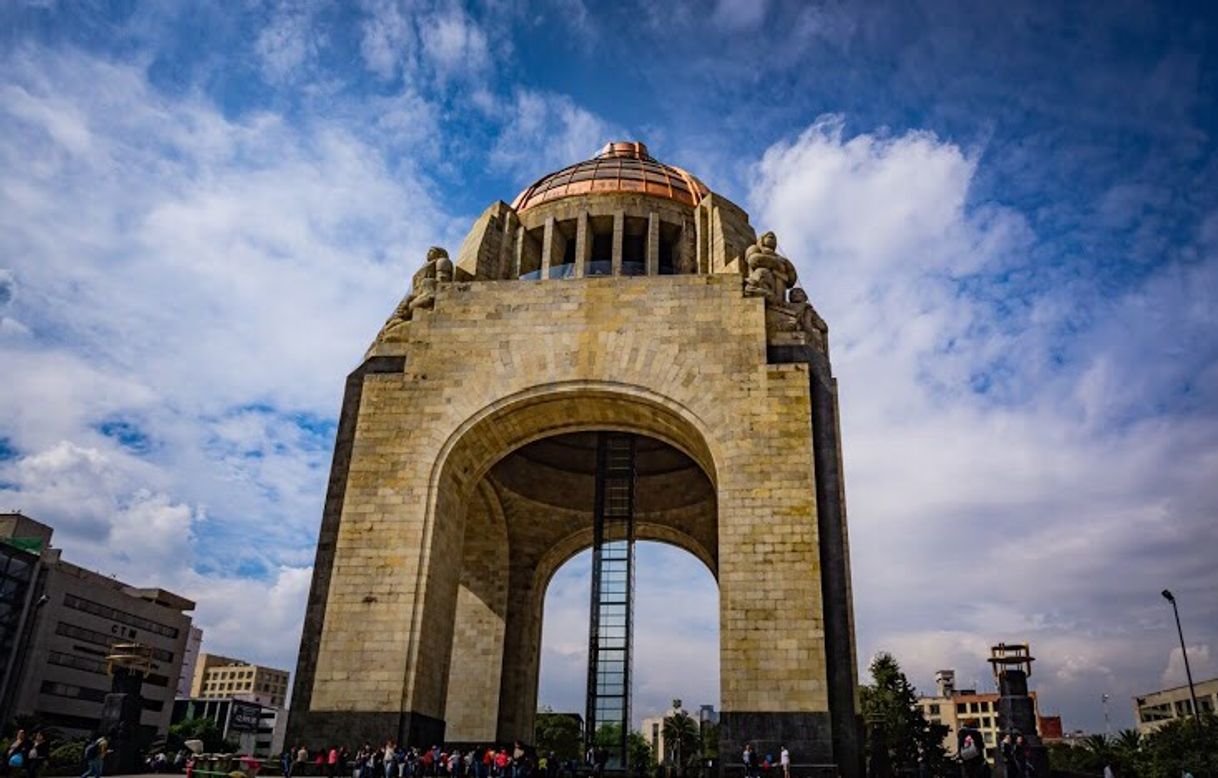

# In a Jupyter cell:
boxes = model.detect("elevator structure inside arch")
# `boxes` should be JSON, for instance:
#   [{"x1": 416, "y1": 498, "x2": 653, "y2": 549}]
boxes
[{"x1": 288, "y1": 141, "x2": 862, "y2": 778}]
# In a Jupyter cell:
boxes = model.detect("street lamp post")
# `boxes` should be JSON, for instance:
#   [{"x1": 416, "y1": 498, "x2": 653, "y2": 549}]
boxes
[{"x1": 1161, "y1": 589, "x2": 1204, "y2": 738}]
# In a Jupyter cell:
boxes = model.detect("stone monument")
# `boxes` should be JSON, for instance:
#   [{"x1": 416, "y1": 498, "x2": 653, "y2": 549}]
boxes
[{"x1": 287, "y1": 141, "x2": 861, "y2": 777}]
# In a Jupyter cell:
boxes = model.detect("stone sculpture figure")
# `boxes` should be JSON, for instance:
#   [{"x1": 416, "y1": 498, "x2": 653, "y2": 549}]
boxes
[
  {"x1": 377, "y1": 246, "x2": 453, "y2": 340},
  {"x1": 785, "y1": 287, "x2": 828, "y2": 336},
  {"x1": 743, "y1": 231, "x2": 797, "y2": 304}
]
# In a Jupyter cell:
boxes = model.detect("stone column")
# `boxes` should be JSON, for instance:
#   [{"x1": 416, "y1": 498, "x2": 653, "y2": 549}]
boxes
[
  {"x1": 540, "y1": 216, "x2": 555, "y2": 280},
  {"x1": 647, "y1": 212, "x2": 660, "y2": 275},
  {"x1": 574, "y1": 211, "x2": 589, "y2": 278},
  {"x1": 513, "y1": 225, "x2": 526, "y2": 279},
  {"x1": 611, "y1": 210, "x2": 624, "y2": 276}
]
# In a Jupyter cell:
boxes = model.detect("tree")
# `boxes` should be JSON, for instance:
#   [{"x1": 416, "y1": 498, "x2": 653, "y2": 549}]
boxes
[
  {"x1": 699, "y1": 721, "x2": 719, "y2": 762},
  {"x1": 627, "y1": 731, "x2": 653, "y2": 772},
  {"x1": 662, "y1": 713, "x2": 699, "y2": 772},
  {"x1": 859, "y1": 653, "x2": 950, "y2": 776},
  {"x1": 168, "y1": 717, "x2": 236, "y2": 754},
  {"x1": 1138, "y1": 712, "x2": 1218, "y2": 778},
  {"x1": 536, "y1": 711, "x2": 583, "y2": 761}
]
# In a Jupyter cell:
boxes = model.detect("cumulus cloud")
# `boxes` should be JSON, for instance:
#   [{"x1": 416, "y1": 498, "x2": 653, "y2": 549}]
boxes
[
  {"x1": 1161, "y1": 644, "x2": 1212, "y2": 688},
  {"x1": 419, "y1": 8, "x2": 490, "y2": 80},
  {"x1": 0, "y1": 46, "x2": 449, "y2": 669},
  {"x1": 749, "y1": 116, "x2": 1218, "y2": 728},
  {"x1": 489, "y1": 89, "x2": 621, "y2": 183},
  {"x1": 255, "y1": 1, "x2": 325, "y2": 84}
]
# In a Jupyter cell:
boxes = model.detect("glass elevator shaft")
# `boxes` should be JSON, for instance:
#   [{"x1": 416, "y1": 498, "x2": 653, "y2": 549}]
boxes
[{"x1": 584, "y1": 432, "x2": 636, "y2": 770}]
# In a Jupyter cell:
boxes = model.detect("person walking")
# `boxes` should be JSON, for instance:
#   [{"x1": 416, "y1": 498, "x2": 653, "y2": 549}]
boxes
[
  {"x1": 80, "y1": 736, "x2": 107, "y2": 778},
  {"x1": 24, "y1": 733, "x2": 47, "y2": 778},
  {"x1": 779, "y1": 746, "x2": 790, "y2": 778},
  {"x1": 7, "y1": 730, "x2": 29, "y2": 776},
  {"x1": 957, "y1": 720, "x2": 986, "y2": 778}
]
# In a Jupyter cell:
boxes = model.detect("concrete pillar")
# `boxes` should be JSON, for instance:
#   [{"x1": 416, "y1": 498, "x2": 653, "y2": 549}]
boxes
[
  {"x1": 611, "y1": 211, "x2": 624, "y2": 276},
  {"x1": 540, "y1": 216, "x2": 555, "y2": 280},
  {"x1": 647, "y1": 212, "x2": 659, "y2": 275},
  {"x1": 574, "y1": 211, "x2": 589, "y2": 279},
  {"x1": 513, "y1": 225, "x2": 526, "y2": 279}
]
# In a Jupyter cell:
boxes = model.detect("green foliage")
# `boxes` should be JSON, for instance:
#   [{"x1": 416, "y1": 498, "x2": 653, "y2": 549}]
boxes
[
  {"x1": 627, "y1": 731, "x2": 652, "y2": 770},
  {"x1": 49, "y1": 740, "x2": 87, "y2": 769},
  {"x1": 661, "y1": 712, "x2": 699, "y2": 769},
  {"x1": 535, "y1": 711, "x2": 583, "y2": 761},
  {"x1": 699, "y1": 722, "x2": 719, "y2": 761},
  {"x1": 1047, "y1": 714, "x2": 1218, "y2": 778},
  {"x1": 859, "y1": 653, "x2": 950, "y2": 776},
  {"x1": 594, "y1": 722, "x2": 623, "y2": 749},
  {"x1": 168, "y1": 717, "x2": 238, "y2": 753}
]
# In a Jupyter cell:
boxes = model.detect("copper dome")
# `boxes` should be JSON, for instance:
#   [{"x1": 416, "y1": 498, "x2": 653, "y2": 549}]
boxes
[{"x1": 511, "y1": 141, "x2": 709, "y2": 212}]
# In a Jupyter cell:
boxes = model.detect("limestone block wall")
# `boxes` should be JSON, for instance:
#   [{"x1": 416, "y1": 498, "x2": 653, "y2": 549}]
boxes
[
  {"x1": 304, "y1": 273, "x2": 833, "y2": 732},
  {"x1": 442, "y1": 482, "x2": 508, "y2": 742}
]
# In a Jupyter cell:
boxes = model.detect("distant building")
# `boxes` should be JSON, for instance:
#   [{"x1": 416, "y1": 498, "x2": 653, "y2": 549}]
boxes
[
  {"x1": 172, "y1": 697, "x2": 286, "y2": 757},
  {"x1": 1133, "y1": 676, "x2": 1218, "y2": 734},
  {"x1": 917, "y1": 668, "x2": 1045, "y2": 761},
  {"x1": 1037, "y1": 715, "x2": 1063, "y2": 741},
  {"x1": 0, "y1": 513, "x2": 195, "y2": 738},
  {"x1": 190, "y1": 652, "x2": 290, "y2": 708},
  {"x1": 177, "y1": 626, "x2": 204, "y2": 697},
  {"x1": 640, "y1": 701, "x2": 715, "y2": 765}
]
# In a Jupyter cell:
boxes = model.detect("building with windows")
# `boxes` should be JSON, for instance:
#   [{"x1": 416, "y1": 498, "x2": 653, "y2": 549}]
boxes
[
  {"x1": 640, "y1": 701, "x2": 716, "y2": 766},
  {"x1": 918, "y1": 669, "x2": 1047, "y2": 761},
  {"x1": 172, "y1": 696, "x2": 286, "y2": 757},
  {"x1": 176, "y1": 625, "x2": 204, "y2": 697},
  {"x1": 190, "y1": 652, "x2": 290, "y2": 707},
  {"x1": 0, "y1": 513, "x2": 195, "y2": 738},
  {"x1": 1133, "y1": 676, "x2": 1218, "y2": 734}
]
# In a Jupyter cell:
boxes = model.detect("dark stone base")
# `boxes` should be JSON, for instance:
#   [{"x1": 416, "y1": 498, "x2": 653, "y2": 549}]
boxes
[
  {"x1": 285, "y1": 710, "x2": 446, "y2": 750},
  {"x1": 719, "y1": 712, "x2": 837, "y2": 778}
]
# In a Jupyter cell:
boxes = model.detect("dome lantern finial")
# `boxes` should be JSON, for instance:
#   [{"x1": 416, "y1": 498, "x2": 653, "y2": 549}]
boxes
[{"x1": 596, "y1": 141, "x2": 653, "y2": 160}]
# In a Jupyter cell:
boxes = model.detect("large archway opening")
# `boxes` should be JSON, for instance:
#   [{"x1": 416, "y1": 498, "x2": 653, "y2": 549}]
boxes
[
  {"x1": 538, "y1": 542, "x2": 720, "y2": 767},
  {"x1": 442, "y1": 423, "x2": 719, "y2": 757}
]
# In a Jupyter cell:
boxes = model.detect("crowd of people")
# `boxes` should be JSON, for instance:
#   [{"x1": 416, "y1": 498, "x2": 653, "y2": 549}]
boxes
[
  {"x1": 4, "y1": 730, "x2": 51, "y2": 778},
  {"x1": 278, "y1": 742, "x2": 582, "y2": 778}
]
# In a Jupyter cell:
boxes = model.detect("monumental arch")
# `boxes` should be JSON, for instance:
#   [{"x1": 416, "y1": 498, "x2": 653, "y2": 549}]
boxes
[{"x1": 288, "y1": 142, "x2": 861, "y2": 776}]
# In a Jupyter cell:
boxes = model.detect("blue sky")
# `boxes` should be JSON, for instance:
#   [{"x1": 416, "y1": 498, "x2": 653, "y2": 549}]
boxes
[{"x1": 1, "y1": 0, "x2": 1216, "y2": 733}]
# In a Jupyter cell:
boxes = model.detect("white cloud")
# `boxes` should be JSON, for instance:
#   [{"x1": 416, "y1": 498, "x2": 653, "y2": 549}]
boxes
[
  {"x1": 489, "y1": 89, "x2": 621, "y2": 184},
  {"x1": 419, "y1": 8, "x2": 490, "y2": 80},
  {"x1": 255, "y1": 1, "x2": 325, "y2": 84},
  {"x1": 1162, "y1": 644, "x2": 1212, "y2": 688},
  {"x1": 359, "y1": 0, "x2": 416, "y2": 80},
  {"x1": 540, "y1": 544, "x2": 719, "y2": 725},
  {"x1": 749, "y1": 116, "x2": 1218, "y2": 728},
  {"x1": 711, "y1": 0, "x2": 769, "y2": 31},
  {"x1": 0, "y1": 46, "x2": 453, "y2": 673}
]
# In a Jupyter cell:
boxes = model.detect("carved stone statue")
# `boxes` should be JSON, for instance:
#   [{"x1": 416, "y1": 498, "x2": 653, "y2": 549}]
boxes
[
  {"x1": 743, "y1": 231, "x2": 797, "y2": 304},
  {"x1": 785, "y1": 287, "x2": 827, "y2": 336},
  {"x1": 377, "y1": 246, "x2": 453, "y2": 340}
]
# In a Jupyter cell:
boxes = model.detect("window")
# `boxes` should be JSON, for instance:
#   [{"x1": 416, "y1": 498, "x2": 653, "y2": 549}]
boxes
[
  {"x1": 658, "y1": 221, "x2": 682, "y2": 274},
  {"x1": 41, "y1": 680, "x2": 108, "y2": 703},
  {"x1": 928, "y1": 704, "x2": 941, "y2": 715},
  {"x1": 621, "y1": 217, "x2": 647, "y2": 275},
  {"x1": 47, "y1": 650, "x2": 107, "y2": 675},
  {"x1": 518, "y1": 227, "x2": 543, "y2": 280},
  {"x1": 588, "y1": 216, "x2": 613, "y2": 276},
  {"x1": 63, "y1": 593, "x2": 180, "y2": 638},
  {"x1": 54, "y1": 622, "x2": 174, "y2": 662},
  {"x1": 548, "y1": 219, "x2": 577, "y2": 279}
]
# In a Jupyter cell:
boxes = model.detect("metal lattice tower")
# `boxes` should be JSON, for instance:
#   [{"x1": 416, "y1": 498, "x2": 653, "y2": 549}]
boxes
[{"x1": 585, "y1": 433, "x2": 636, "y2": 770}]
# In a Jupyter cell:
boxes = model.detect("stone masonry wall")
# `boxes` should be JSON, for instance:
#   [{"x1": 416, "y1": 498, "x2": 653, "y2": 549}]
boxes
[{"x1": 306, "y1": 272, "x2": 831, "y2": 731}]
